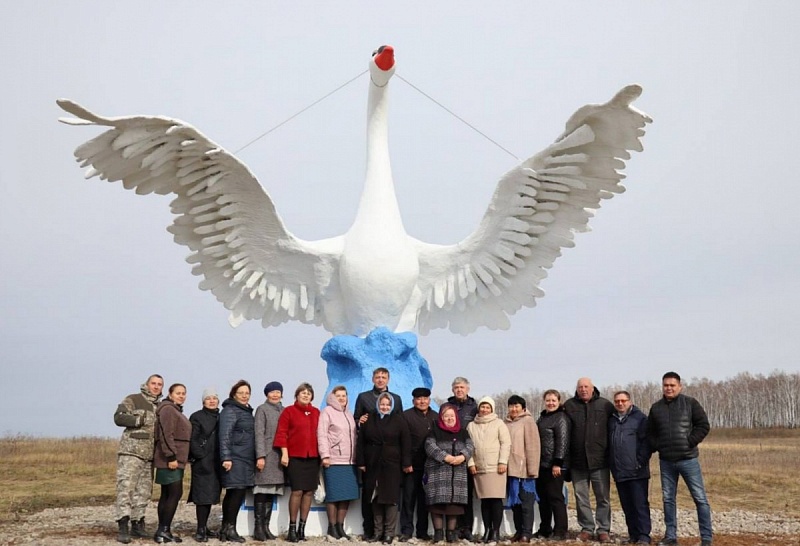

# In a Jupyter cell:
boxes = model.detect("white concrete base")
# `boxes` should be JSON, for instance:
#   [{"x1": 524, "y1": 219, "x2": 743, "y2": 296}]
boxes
[{"x1": 236, "y1": 491, "x2": 547, "y2": 538}]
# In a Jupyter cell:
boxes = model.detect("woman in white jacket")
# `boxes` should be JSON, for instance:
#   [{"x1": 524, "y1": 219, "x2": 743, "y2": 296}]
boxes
[
  {"x1": 317, "y1": 386, "x2": 359, "y2": 539},
  {"x1": 467, "y1": 397, "x2": 511, "y2": 544}
]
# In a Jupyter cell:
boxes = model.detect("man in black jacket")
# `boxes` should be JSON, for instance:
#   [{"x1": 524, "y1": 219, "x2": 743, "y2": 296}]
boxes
[
  {"x1": 447, "y1": 377, "x2": 479, "y2": 540},
  {"x1": 399, "y1": 387, "x2": 438, "y2": 541},
  {"x1": 354, "y1": 367, "x2": 404, "y2": 425},
  {"x1": 647, "y1": 372, "x2": 712, "y2": 546},
  {"x1": 564, "y1": 377, "x2": 614, "y2": 543}
]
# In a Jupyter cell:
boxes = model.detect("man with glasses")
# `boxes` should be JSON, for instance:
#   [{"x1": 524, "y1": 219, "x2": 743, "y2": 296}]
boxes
[
  {"x1": 647, "y1": 372, "x2": 712, "y2": 546},
  {"x1": 609, "y1": 391, "x2": 652, "y2": 544}
]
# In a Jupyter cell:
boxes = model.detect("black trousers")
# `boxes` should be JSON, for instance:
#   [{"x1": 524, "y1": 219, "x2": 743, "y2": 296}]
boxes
[
  {"x1": 362, "y1": 478, "x2": 376, "y2": 537},
  {"x1": 616, "y1": 478, "x2": 651, "y2": 542},
  {"x1": 400, "y1": 469, "x2": 429, "y2": 537},
  {"x1": 536, "y1": 470, "x2": 568, "y2": 536},
  {"x1": 511, "y1": 488, "x2": 536, "y2": 538},
  {"x1": 457, "y1": 472, "x2": 475, "y2": 532}
]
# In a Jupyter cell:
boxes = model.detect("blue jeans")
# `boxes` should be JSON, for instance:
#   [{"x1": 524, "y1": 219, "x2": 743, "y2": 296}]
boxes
[{"x1": 659, "y1": 458, "x2": 712, "y2": 541}]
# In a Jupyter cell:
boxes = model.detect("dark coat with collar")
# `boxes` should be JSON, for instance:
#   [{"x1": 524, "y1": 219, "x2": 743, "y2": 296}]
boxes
[
  {"x1": 219, "y1": 398, "x2": 256, "y2": 488},
  {"x1": 354, "y1": 388, "x2": 404, "y2": 423},
  {"x1": 403, "y1": 406, "x2": 439, "y2": 468},
  {"x1": 537, "y1": 407, "x2": 570, "y2": 469},
  {"x1": 188, "y1": 406, "x2": 221, "y2": 504},
  {"x1": 447, "y1": 395, "x2": 479, "y2": 427},
  {"x1": 608, "y1": 405, "x2": 651, "y2": 482},
  {"x1": 563, "y1": 387, "x2": 614, "y2": 471},
  {"x1": 356, "y1": 409, "x2": 412, "y2": 504}
]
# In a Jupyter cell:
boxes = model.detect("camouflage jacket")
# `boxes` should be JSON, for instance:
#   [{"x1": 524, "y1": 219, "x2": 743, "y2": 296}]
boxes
[{"x1": 114, "y1": 383, "x2": 161, "y2": 460}]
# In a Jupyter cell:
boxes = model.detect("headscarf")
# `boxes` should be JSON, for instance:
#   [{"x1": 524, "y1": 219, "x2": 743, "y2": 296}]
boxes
[
  {"x1": 437, "y1": 404, "x2": 461, "y2": 433},
  {"x1": 375, "y1": 392, "x2": 394, "y2": 419},
  {"x1": 431, "y1": 403, "x2": 469, "y2": 443}
]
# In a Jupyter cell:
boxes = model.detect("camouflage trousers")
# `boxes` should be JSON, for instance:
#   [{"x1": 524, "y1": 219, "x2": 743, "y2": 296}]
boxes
[{"x1": 114, "y1": 454, "x2": 154, "y2": 521}]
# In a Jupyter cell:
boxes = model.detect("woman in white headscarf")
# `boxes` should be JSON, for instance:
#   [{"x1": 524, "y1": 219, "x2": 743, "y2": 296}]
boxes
[{"x1": 467, "y1": 397, "x2": 511, "y2": 544}]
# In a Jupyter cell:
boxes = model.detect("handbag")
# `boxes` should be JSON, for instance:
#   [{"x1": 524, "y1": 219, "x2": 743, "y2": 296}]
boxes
[{"x1": 314, "y1": 468, "x2": 326, "y2": 504}]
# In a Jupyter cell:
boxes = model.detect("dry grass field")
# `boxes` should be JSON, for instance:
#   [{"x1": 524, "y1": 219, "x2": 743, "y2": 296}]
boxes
[{"x1": 1, "y1": 428, "x2": 799, "y2": 543}]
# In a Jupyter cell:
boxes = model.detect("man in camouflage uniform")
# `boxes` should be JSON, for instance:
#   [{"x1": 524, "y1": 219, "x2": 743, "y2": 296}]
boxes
[{"x1": 114, "y1": 374, "x2": 163, "y2": 544}]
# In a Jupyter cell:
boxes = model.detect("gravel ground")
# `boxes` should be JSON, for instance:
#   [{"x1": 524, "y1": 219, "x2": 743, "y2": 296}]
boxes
[{"x1": 2, "y1": 504, "x2": 800, "y2": 546}]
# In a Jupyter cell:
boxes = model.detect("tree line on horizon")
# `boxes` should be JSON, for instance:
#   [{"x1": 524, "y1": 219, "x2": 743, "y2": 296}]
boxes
[{"x1": 446, "y1": 370, "x2": 799, "y2": 429}]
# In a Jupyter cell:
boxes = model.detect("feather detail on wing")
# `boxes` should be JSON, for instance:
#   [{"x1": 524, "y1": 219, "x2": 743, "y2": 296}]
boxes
[
  {"x1": 411, "y1": 85, "x2": 652, "y2": 335},
  {"x1": 57, "y1": 99, "x2": 346, "y2": 333}
]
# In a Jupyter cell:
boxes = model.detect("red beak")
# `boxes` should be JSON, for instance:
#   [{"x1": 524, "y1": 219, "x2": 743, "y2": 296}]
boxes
[{"x1": 374, "y1": 45, "x2": 395, "y2": 71}]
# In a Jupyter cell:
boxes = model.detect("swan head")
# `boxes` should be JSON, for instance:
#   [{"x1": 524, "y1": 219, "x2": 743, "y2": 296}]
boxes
[{"x1": 370, "y1": 45, "x2": 395, "y2": 87}]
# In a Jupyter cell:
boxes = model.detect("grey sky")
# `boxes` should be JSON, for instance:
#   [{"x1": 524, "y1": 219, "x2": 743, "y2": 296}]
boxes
[{"x1": 2, "y1": 2, "x2": 798, "y2": 437}]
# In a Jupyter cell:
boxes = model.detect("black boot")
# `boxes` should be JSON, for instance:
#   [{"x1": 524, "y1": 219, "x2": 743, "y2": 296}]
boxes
[
  {"x1": 116, "y1": 516, "x2": 131, "y2": 544},
  {"x1": 489, "y1": 530, "x2": 500, "y2": 544},
  {"x1": 195, "y1": 526, "x2": 208, "y2": 543},
  {"x1": 225, "y1": 522, "x2": 246, "y2": 544},
  {"x1": 298, "y1": 520, "x2": 307, "y2": 541},
  {"x1": 287, "y1": 522, "x2": 299, "y2": 543},
  {"x1": 253, "y1": 500, "x2": 267, "y2": 541},
  {"x1": 131, "y1": 517, "x2": 147, "y2": 538},
  {"x1": 168, "y1": 527, "x2": 182, "y2": 543},
  {"x1": 206, "y1": 527, "x2": 220, "y2": 539},
  {"x1": 154, "y1": 525, "x2": 175, "y2": 543},
  {"x1": 335, "y1": 523, "x2": 351, "y2": 540},
  {"x1": 446, "y1": 530, "x2": 458, "y2": 543},
  {"x1": 263, "y1": 500, "x2": 277, "y2": 540},
  {"x1": 328, "y1": 523, "x2": 342, "y2": 539},
  {"x1": 482, "y1": 527, "x2": 492, "y2": 543},
  {"x1": 433, "y1": 530, "x2": 444, "y2": 543}
]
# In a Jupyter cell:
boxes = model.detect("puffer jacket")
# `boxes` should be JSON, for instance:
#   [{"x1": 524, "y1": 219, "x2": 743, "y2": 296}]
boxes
[
  {"x1": 563, "y1": 387, "x2": 614, "y2": 470},
  {"x1": 505, "y1": 410, "x2": 540, "y2": 478},
  {"x1": 114, "y1": 382, "x2": 162, "y2": 460},
  {"x1": 219, "y1": 398, "x2": 256, "y2": 488},
  {"x1": 154, "y1": 398, "x2": 192, "y2": 469},
  {"x1": 318, "y1": 391, "x2": 357, "y2": 465},
  {"x1": 608, "y1": 405, "x2": 650, "y2": 482},
  {"x1": 537, "y1": 407, "x2": 570, "y2": 469},
  {"x1": 647, "y1": 394, "x2": 710, "y2": 462},
  {"x1": 254, "y1": 400, "x2": 284, "y2": 486}
]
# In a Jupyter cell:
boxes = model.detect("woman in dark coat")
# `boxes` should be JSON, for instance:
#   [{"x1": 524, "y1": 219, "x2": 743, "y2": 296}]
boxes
[
  {"x1": 535, "y1": 390, "x2": 570, "y2": 540},
  {"x1": 153, "y1": 383, "x2": 192, "y2": 543},
  {"x1": 188, "y1": 388, "x2": 222, "y2": 542},
  {"x1": 253, "y1": 381, "x2": 285, "y2": 540},
  {"x1": 424, "y1": 404, "x2": 474, "y2": 544},
  {"x1": 357, "y1": 392, "x2": 413, "y2": 544},
  {"x1": 218, "y1": 379, "x2": 256, "y2": 543}
]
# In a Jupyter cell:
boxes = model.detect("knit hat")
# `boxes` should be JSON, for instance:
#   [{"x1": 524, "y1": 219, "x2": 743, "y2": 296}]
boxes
[
  {"x1": 264, "y1": 381, "x2": 284, "y2": 396},
  {"x1": 477, "y1": 396, "x2": 495, "y2": 413},
  {"x1": 202, "y1": 387, "x2": 219, "y2": 403}
]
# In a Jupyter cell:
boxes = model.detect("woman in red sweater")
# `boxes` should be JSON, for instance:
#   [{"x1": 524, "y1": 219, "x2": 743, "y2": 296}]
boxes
[{"x1": 274, "y1": 382, "x2": 320, "y2": 542}]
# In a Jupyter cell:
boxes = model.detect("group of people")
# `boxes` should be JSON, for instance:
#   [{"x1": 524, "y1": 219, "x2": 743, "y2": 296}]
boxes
[{"x1": 112, "y1": 370, "x2": 713, "y2": 546}]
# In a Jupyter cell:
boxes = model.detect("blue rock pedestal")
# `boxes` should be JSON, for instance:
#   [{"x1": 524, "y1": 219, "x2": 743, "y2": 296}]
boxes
[{"x1": 320, "y1": 327, "x2": 434, "y2": 412}]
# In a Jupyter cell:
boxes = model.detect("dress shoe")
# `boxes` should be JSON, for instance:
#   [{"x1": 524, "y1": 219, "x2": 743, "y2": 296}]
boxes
[
  {"x1": 598, "y1": 532, "x2": 612, "y2": 543},
  {"x1": 657, "y1": 539, "x2": 678, "y2": 546},
  {"x1": 399, "y1": 535, "x2": 412, "y2": 542},
  {"x1": 578, "y1": 531, "x2": 592, "y2": 542},
  {"x1": 384, "y1": 537, "x2": 395, "y2": 545},
  {"x1": 550, "y1": 533, "x2": 567, "y2": 541}
]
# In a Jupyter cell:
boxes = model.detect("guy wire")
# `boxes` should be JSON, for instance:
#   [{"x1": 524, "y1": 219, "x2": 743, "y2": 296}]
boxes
[
  {"x1": 235, "y1": 69, "x2": 520, "y2": 163},
  {"x1": 234, "y1": 69, "x2": 368, "y2": 154}
]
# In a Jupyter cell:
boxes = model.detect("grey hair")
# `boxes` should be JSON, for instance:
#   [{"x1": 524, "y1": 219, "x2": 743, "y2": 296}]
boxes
[{"x1": 451, "y1": 376, "x2": 470, "y2": 386}]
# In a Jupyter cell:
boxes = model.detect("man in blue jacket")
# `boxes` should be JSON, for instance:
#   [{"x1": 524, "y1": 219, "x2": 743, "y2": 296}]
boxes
[{"x1": 609, "y1": 391, "x2": 652, "y2": 544}]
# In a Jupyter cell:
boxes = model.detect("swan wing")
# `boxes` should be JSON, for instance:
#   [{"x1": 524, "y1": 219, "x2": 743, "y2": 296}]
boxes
[
  {"x1": 411, "y1": 85, "x2": 652, "y2": 335},
  {"x1": 58, "y1": 99, "x2": 346, "y2": 333}
]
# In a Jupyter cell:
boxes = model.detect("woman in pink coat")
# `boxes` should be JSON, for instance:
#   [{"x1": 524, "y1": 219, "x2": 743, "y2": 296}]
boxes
[{"x1": 317, "y1": 386, "x2": 359, "y2": 539}]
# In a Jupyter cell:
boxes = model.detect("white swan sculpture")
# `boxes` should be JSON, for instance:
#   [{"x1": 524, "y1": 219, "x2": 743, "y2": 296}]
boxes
[{"x1": 58, "y1": 45, "x2": 651, "y2": 337}]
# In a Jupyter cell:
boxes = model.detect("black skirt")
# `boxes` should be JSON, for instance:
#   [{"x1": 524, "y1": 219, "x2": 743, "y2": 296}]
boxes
[{"x1": 287, "y1": 457, "x2": 320, "y2": 491}]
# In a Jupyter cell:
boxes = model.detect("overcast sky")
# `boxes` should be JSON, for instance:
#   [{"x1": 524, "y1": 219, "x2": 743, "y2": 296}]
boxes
[{"x1": 2, "y1": 2, "x2": 799, "y2": 437}]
